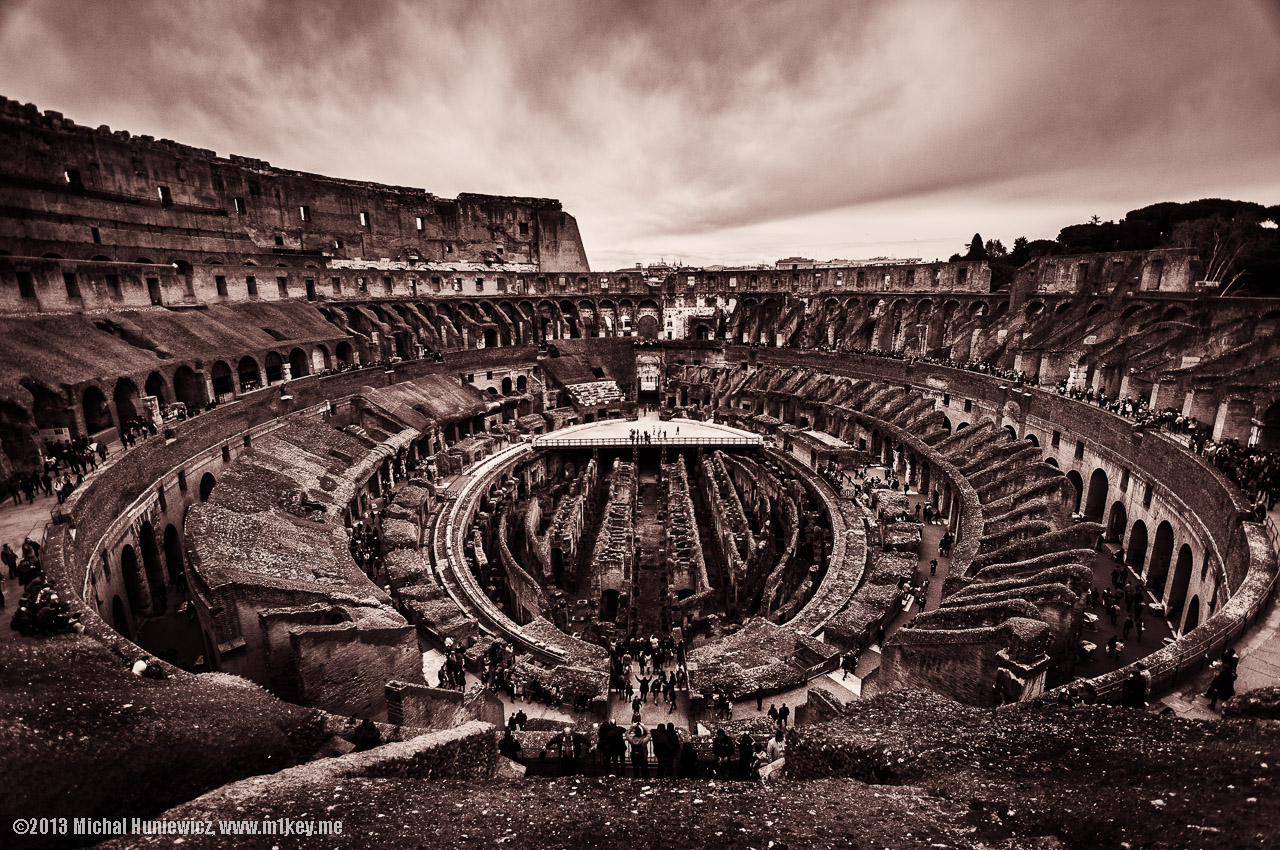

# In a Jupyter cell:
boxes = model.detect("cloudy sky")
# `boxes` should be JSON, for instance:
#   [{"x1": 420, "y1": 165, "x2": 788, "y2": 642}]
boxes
[{"x1": 2, "y1": 0, "x2": 1279, "y2": 269}]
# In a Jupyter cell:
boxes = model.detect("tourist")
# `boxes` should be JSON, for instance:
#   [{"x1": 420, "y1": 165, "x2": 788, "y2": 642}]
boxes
[
  {"x1": 766, "y1": 727, "x2": 787, "y2": 763},
  {"x1": 2, "y1": 543, "x2": 17, "y2": 579},
  {"x1": 498, "y1": 729, "x2": 521, "y2": 761},
  {"x1": 778, "y1": 703, "x2": 790, "y2": 728},
  {"x1": 628, "y1": 723, "x2": 651, "y2": 779},
  {"x1": 712, "y1": 728, "x2": 734, "y2": 773},
  {"x1": 737, "y1": 731, "x2": 755, "y2": 779}
]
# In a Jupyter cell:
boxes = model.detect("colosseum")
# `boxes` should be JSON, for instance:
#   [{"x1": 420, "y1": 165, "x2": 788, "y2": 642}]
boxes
[{"x1": 0, "y1": 91, "x2": 1277, "y2": 849}]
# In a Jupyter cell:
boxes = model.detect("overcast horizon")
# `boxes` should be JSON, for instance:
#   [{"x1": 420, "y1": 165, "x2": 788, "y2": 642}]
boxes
[{"x1": 3, "y1": 0, "x2": 1278, "y2": 270}]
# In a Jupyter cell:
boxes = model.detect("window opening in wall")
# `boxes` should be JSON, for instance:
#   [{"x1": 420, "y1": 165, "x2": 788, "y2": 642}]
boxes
[
  {"x1": 1075, "y1": 440, "x2": 1086, "y2": 460},
  {"x1": 475, "y1": 278, "x2": 484, "y2": 292},
  {"x1": 158, "y1": 185, "x2": 172, "y2": 206},
  {"x1": 233, "y1": 197, "x2": 246, "y2": 214},
  {"x1": 156, "y1": 486, "x2": 166, "y2": 512},
  {"x1": 519, "y1": 221, "x2": 529, "y2": 236},
  {"x1": 1143, "y1": 482, "x2": 1154, "y2": 508},
  {"x1": 91, "y1": 226, "x2": 101, "y2": 244},
  {"x1": 277, "y1": 276, "x2": 288, "y2": 297},
  {"x1": 445, "y1": 244, "x2": 453, "y2": 254},
  {"x1": 432, "y1": 277, "x2": 442, "y2": 292},
  {"x1": 963, "y1": 399, "x2": 972, "y2": 413},
  {"x1": 147, "y1": 277, "x2": 162, "y2": 305},
  {"x1": 63, "y1": 272, "x2": 80, "y2": 298},
  {"x1": 334, "y1": 239, "x2": 343, "y2": 250},
  {"x1": 65, "y1": 168, "x2": 82, "y2": 187},
  {"x1": 332, "y1": 276, "x2": 342, "y2": 294},
  {"x1": 1051, "y1": 430, "x2": 1061, "y2": 448},
  {"x1": 359, "y1": 211, "x2": 369, "y2": 227},
  {"x1": 17, "y1": 271, "x2": 35, "y2": 299},
  {"x1": 222, "y1": 445, "x2": 231, "y2": 463},
  {"x1": 246, "y1": 275, "x2": 258, "y2": 297},
  {"x1": 215, "y1": 275, "x2": 228, "y2": 296},
  {"x1": 243, "y1": 434, "x2": 252, "y2": 449},
  {"x1": 415, "y1": 216, "x2": 425, "y2": 231},
  {"x1": 942, "y1": 393, "x2": 950, "y2": 406},
  {"x1": 299, "y1": 205, "x2": 311, "y2": 222},
  {"x1": 305, "y1": 279, "x2": 316, "y2": 301},
  {"x1": 454, "y1": 278, "x2": 463, "y2": 292},
  {"x1": 107, "y1": 274, "x2": 121, "y2": 298},
  {"x1": 1120, "y1": 467, "x2": 1130, "y2": 491},
  {"x1": 274, "y1": 235, "x2": 284, "y2": 246},
  {"x1": 497, "y1": 278, "x2": 507, "y2": 292},
  {"x1": 381, "y1": 276, "x2": 392, "y2": 295},
  {"x1": 177, "y1": 470, "x2": 187, "y2": 493}
]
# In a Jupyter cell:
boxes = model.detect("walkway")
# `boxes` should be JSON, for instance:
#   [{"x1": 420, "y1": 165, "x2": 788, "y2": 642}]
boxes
[{"x1": 533, "y1": 416, "x2": 762, "y2": 449}]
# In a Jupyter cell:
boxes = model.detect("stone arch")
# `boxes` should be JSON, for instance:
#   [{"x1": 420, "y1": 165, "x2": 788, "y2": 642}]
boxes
[
  {"x1": 174, "y1": 365, "x2": 205, "y2": 408},
  {"x1": 163, "y1": 523, "x2": 183, "y2": 587},
  {"x1": 1025, "y1": 432, "x2": 1039, "y2": 447},
  {"x1": 145, "y1": 371, "x2": 168, "y2": 405},
  {"x1": 1127, "y1": 520, "x2": 1148, "y2": 570},
  {"x1": 1257, "y1": 398, "x2": 1280, "y2": 451},
  {"x1": 264, "y1": 351, "x2": 284, "y2": 384},
  {"x1": 83, "y1": 385, "x2": 113, "y2": 435},
  {"x1": 210, "y1": 361, "x2": 234, "y2": 398},
  {"x1": 139, "y1": 521, "x2": 167, "y2": 615},
  {"x1": 313, "y1": 345, "x2": 331, "y2": 373},
  {"x1": 120, "y1": 544, "x2": 147, "y2": 621},
  {"x1": 237, "y1": 356, "x2": 262, "y2": 392},
  {"x1": 111, "y1": 595, "x2": 129, "y2": 636},
  {"x1": 1107, "y1": 500, "x2": 1127, "y2": 543},
  {"x1": 636, "y1": 314, "x2": 659, "y2": 340},
  {"x1": 289, "y1": 347, "x2": 310, "y2": 378},
  {"x1": 1169, "y1": 543, "x2": 1194, "y2": 622},
  {"x1": 1065, "y1": 469, "x2": 1084, "y2": 514},
  {"x1": 199, "y1": 472, "x2": 217, "y2": 503},
  {"x1": 1184, "y1": 595, "x2": 1201, "y2": 632},
  {"x1": 1044, "y1": 457, "x2": 1059, "y2": 468},
  {"x1": 483, "y1": 327, "x2": 499, "y2": 348},
  {"x1": 113, "y1": 377, "x2": 141, "y2": 425},
  {"x1": 1083, "y1": 468, "x2": 1108, "y2": 523},
  {"x1": 1002, "y1": 424, "x2": 1018, "y2": 440},
  {"x1": 336, "y1": 341, "x2": 354, "y2": 366},
  {"x1": 517, "y1": 374, "x2": 528, "y2": 392},
  {"x1": 502, "y1": 376, "x2": 513, "y2": 395},
  {"x1": 1147, "y1": 520, "x2": 1175, "y2": 595}
]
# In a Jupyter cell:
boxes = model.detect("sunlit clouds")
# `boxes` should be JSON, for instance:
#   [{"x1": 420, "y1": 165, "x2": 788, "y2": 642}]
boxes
[{"x1": 2, "y1": 0, "x2": 1278, "y2": 268}]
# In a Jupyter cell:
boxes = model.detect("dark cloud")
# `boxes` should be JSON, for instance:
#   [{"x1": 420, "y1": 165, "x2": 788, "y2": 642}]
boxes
[{"x1": 2, "y1": 0, "x2": 1277, "y2": 268}]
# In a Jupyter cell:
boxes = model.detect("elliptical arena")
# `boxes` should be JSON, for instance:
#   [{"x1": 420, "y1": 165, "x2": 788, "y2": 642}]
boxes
[{"x1": 1, "y1": 97, "x2": 1278, "y2": 849}]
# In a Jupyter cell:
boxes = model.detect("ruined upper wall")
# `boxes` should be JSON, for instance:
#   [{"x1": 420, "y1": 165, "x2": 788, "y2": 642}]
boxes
[{"x1": 0, "y1": 96, "x2": 590, "y2": 272}]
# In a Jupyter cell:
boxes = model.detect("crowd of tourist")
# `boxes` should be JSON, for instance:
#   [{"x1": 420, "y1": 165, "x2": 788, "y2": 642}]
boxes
[
  {"x1": 4, "y1": 537, "x2": 83, "y2": 636},
  {"x1": 809, "y1": 345, "x2": 1280, "y2": 516}
]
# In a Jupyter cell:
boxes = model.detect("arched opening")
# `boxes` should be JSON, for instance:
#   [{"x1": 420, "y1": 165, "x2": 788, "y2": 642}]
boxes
[
  {"x1": 1083, "y1": 468, "x2": 1108, "y2": 523},
  {"x1": 940, "y1": 416, "x2": 952, "y2": 435},
  {"x1": 199, "y1": 472, "x2": 217, "y2": 503},
  {"x1": 483, "y1": 327, "x2": 499, "y2": 348},
  {"x1": 264, "y1": 351, "x2": 284, "y2": 384},
  {"x1": 1258, "y1": 399, "x2": 1280, "y2": 451},
  {"x1": 1184, "y1": 595, "x2": 1201, "y2": 632},
  {"x1": 163, "y1": 523, "x2": 183, "y2": 587},
  {"x1": 288, "y1": 347, "x2": 309, "y2": 378},
  {"x1": 336, "y1": 341, "x2": 354, "y2": 366},
  {"x1": 516, "y1": 375, "x2": 528, "y2": 392},
  {"x1": 1127, "y1": 520, "x2": 1148, "y2": 570},
  {"x1": 1147, "y1": 521, "x2": 1175, "y2": 596},
  {"x1": 501, "y1": 377, "x2": 513, "y2": 395},
  {"x1": 1168, "y1": 543, "x2": 1194, "y2": 622},
  {"x1": 695, "y1": 323, "x2": 712, "y2": 341},
  {"x1": 237, "y1": 356, "x2": 261, "y2": 392},
  {"x1": 210, "y1": 361, "x2": 234, "y2": 398},
  {"x1": 120, "y1": 544, "x2": 147, "y2": 620},
  {"x1": 1045, "y1": 457, "x2": 1059, "y2": 468},
  {"x1": 600, "y1": 589, "x2": 619, "y2": 622},
  {"x1": 139, "y1": 521, "x2": 167, "y2": 615},
  {"x1": 113, "y1": 378, "x2": 141, "y2": 426},
  {"x1": 313, "y1": 345, "x2": 331, "y2": 373},
  {"x1": 636, "y1": 314, "x2": 659, "y2": 340},
  {"x1": 1066, "y1": 470, "x2": 1084, "y2": 515},
  {"x1": 1107, "y1": 501, "x2": 1127, "y2": 543},
  {"x1": 1003, "y1": 424, "x2": 1018, "y2": 440},
  {"x1": 1025, "y1": 433, "x2": 1039, "y2": 447},
  {"x1": 955, "y1": 422, "x2": 969, "y2": 431},
  {"x1": 111, "y1": 595, "x2": 129, "y2": 635},
  {"x1": 82, "y1": 385, "x2": 113, "y2": 436},
  {"x1": 145, "y1": 371, "x2": 168, "y2": 405}
]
